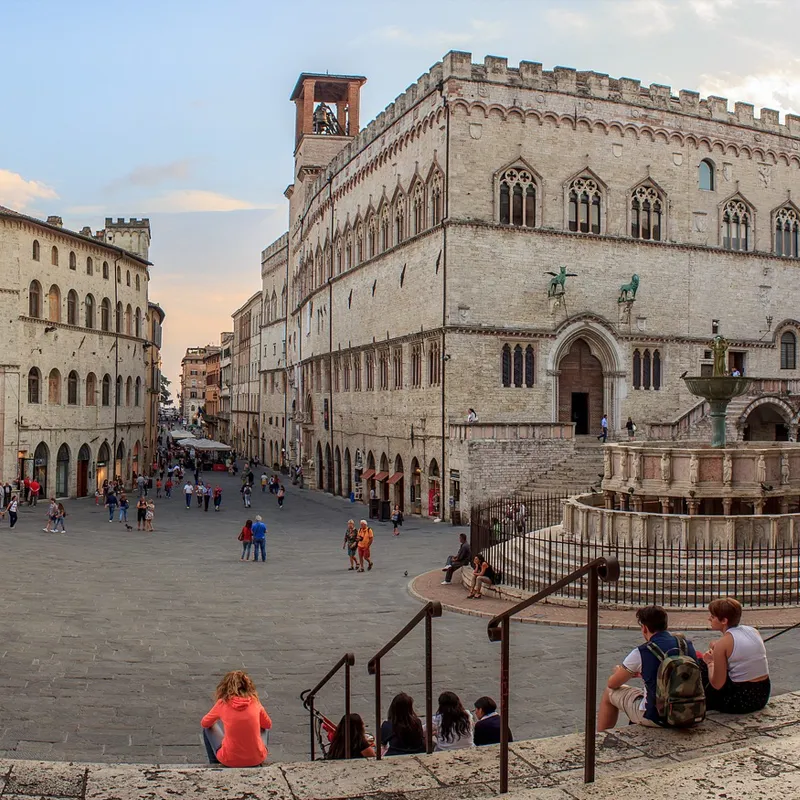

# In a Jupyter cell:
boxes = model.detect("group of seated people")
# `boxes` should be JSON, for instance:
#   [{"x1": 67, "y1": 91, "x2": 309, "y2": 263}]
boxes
[{"x1": 200, "y1": 597, "x2": 770, "y2": 768}]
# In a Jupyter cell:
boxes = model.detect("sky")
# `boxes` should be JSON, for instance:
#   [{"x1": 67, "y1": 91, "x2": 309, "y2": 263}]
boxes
[{"x1": 3, "y1": 0, "x2": 800, "y2": 393}]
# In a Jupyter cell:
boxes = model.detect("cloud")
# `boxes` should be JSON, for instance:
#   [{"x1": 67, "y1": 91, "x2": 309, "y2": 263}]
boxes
[
  {"x1": 699, "y1": 67, "x2": 800, "y2": 116},
  {"x1": 545, "y1": 8, "x2": 590, "y2": 31},
  {"x1": 142, "y1": 190, "x2": 275, "y2": 214},
  {"x1": 105, "y1": 159, "x2": 196, "y2": 192},
  {"x1": 372, "y1": 19, "x2": 504, "y2": 48},
  {"x1": 610, "y1": 0, "x2": 674, "y2": 35},
  {"x1": 689, "y1": 0, "x2": 735, "y2": 22},
  {"x1": 0, "y1": 169, "x2": 58, "y2": 212}
]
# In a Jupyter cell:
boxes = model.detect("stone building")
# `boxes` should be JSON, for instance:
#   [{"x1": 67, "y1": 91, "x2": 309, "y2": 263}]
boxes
[
  {"x1": 203, "y1": 346, "x2": 221, "y2": 439},
  {"x1": 249, "y1": 53, "x2": 800, "y2": 517},
  {"x1": 0, "y1": 207, "x2": 154, "y2": 496},
  {"x1": 179, "y1": 347, "x2": 208, "y2": 422},
  {"x1": 231, "y1": 292, "x2": 262, "y2": 457},
  {"x1": 144, "y1": 301, "x2": 165, "y2": 472},
  {"x1": 217, "y1": 332, "x2": 233, "y2": 443}
]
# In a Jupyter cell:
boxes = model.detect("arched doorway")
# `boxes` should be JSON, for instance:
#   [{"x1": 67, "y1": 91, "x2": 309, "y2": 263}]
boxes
[
  {"x1": 115, "y1": 440, "x2": 125, "y2": 481},
  {"x1": 742, "y1": 400, "x2": 792, "y2": 441},
  {"x1": 379, "y1": 453, "x2": 390, "y2": 505},
  {"x1": 132, "y1": 441, "x2": 140, "y2": 477},
  {"x1": 77, "y1": 444, "x2": 91, "y2": 498},
  {"x1": 316, "y1": 441, "x2": 323, "y2": 489},
  {"x1": 344, "y1": 448, "x2": 352, "y2": 497},
  {"x1": 34, "y1": 442, "x2": 49, "y2": 498},
  {"x1": 428, "y1": 458, "x2": 441, "y2": 518},
  {"x1": 56, "y1": 444, "x2": 70, "y2": 497},
  {"x1": 335, "y1": 446, "x2": 342, "y2": 496},
  {"x1": 410, "y1": 457, "x2": 422, "y2": 514},
  {"x1": 557, "y1": 338, "x2": 604, "y2": 435},
  {"x1": 366, "y1": 450, "x2": 376, "y2": 500},
  {"x1": 325, "y1": 442, "x2": 334, "y2": 493},
  {"x1": 96, "y1": 442, "x2": 110, "y2": 490},
  {"x1": 391, "y1": 454, "x2": 404, "y2": 511}
]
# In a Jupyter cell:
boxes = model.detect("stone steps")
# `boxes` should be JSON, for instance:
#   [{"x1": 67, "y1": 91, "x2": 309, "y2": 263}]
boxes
[
  {"x1": 520, "y1": 441, "x2": 604, "y2": 495},
  {"x1": 3, "y1": 692, "x2": 799, "y2": 799}
]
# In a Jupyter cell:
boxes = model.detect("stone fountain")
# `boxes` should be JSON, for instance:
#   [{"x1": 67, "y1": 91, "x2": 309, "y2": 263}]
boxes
[{"x1": 682, "y1": 335, "x2": 752, "y2": 447}]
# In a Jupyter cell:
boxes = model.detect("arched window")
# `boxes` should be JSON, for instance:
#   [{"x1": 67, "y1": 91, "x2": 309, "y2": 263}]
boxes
[
  {"x1": 380, "y1": 206, "x2": 390, "y2": 252},
  {"x1": 125, "y1": 304, "x2": 132, "y2": 335},
  {"x1": 513, "y1": 344, "x2": 523, "y2": 387},
  {"x1": 28, "y1": 280, "x2": 42, "y2": 317},
  {"x1": 116, "y1": 265, "x2": 121, "y2": 283},
  {"x1": 67, "y1": 290, "x2": 78, "y2": 325},
  {"x1": 568, "y1": 177, "x2": 602, "y2": 234},
  {"x1": 126, "y1": 269, "x2": 131, "y2": 286},
  {"x1": 85, "y1": 294, "x2": 95, "y2": 328},
  {"x1": 86, "y1": 372, "x2": 97, "y2": 406},
  {"x1": 781, "y1": 331, "x2": 797, "y2": 370},
  {"x1": 775, "y1": 207, "x2": 799, "y2": 257},
  {"x1": 632, "y1": 349, "x2": 642, "y2": 390},
  {"x1": 48, "y1": 368, "x2": 61, "y2": 404},
  {"x1": 525, "y1": 345, "x2": 535, "y2": 387},
  {"x1": 86, "y1": 256, "x2": 93, "y2": 275},
  {"x1": 344, "y1": 232, "x2": 352, "y2": 271},
  {"x1": 631, "y1": 185, "x2": 664, "y2": 241},
  {"x1": 48, "y1": 284, "x2": 61, "y2": 322},
  {"x1": 501, "y1": 344, "x2": 511, "y2": 387},
  {"x1": 69, "y1": 251, "x2": 77, "y2": 270},
  {"x1": 334, "y1": 237, "x2": 343, "y2": 275},
  {"x1": 699, "y1": 159, "x2": 715, "y2": 191},
  {"x1": 722, "y1": 198, "x2": 751, "y2": 251},
  {"x1": 101, "y1": 374, "x2": 111, "y2": 406},
  {"x1": 429, "y1": 171, "x2": 443, "y2": 226},
  {"x1": 32, "y1": 240, "x2": 40, "y2": 261},
  {"x1": 125, "y1": 376, "x2": 132, "y2": 406},
  {"x1": 499, "y1": 167, "x2": 536, "y2": 227},
  {"x1": 134, "y1": 307, "x2": 141, "y2": 338},
  {"x1": 367, "y1": 214, "x2": 377, "y2": 258},
  {"x1": 355, "y1": 222, "x2": 364, "y2": 264},
  {"x1": 642, "y1": 349, "x2": 652, "y2": 390},
  {"x1": 394, "y1": 200, "x2": 405, "y2": 245},
  {"x1": 412, "y1": 182, "x2": 425, "y2": 234},
  {"x1": 51, "y1": 246, "x2": 59, "y2": 266},
  {"x1": 102, "y1": 261, "x2": 109, "y2": 279},
  {"x1": 135, "y1": 274, "x2": 140, "y2": 291},
  {"x1": 115, "y1": 375, "x2": 122, "y2": 406},
  {"x1": 28, "y1": 367, "x2": 41, "y2": 403},
  {"x1": 116, "y1": 301, "x2": 123, "y2": 333},
  {"x1": 135, "y1": 376, "x2": 141, "y2": 406},
  {"x1": 653, "y1": 349, "x2": 662, "y2": 390},
  {"x1": 101, "y1": 298, "x2": 111, "y2": 331},
  {"x1": 67, "y1": 370, "x2": 79, "y2": 405}
]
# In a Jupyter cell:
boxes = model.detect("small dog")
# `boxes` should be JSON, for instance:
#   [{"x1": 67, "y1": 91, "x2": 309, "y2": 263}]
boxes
[{"x1": 125, "y1": 523, "x2": 133, "y2": 531}]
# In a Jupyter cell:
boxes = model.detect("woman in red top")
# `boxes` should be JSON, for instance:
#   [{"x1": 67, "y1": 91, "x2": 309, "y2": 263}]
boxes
[
  {"x1": 201, "y1": 670, "x2": 272, "y2": 766},
  {"x1": 239, "y1": 520, "x2": 253, "y2": 560}
]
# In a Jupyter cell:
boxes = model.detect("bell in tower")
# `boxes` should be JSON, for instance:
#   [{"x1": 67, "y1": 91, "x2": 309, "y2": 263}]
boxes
[{"x1": 290, "y1": 72, "x2": 367, "y2": 148}]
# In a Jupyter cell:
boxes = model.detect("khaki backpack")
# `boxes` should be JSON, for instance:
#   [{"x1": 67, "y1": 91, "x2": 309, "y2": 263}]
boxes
[{"x1": 646, "y1": 633, "x2": 706, "y2": 727}]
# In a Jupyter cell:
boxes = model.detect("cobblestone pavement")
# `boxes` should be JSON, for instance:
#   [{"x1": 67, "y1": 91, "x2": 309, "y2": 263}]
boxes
[{"x1": 1, "y1": 471, "x2": 798, "y2": 765}]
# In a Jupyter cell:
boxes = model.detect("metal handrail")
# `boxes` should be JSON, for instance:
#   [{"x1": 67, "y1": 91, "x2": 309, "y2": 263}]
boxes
[
  {"x1": 300, "y1": 652, "x2": 355, "y2": 760},
  {"x1": 487, "y1": 556, "x2": 620, "y2": 794},
  {"x1": 764, "y1": 620, "x2": 800, "y2": 643},
  {"x1": 367, "y1": 601, "x2": 442, "y2": 758}
]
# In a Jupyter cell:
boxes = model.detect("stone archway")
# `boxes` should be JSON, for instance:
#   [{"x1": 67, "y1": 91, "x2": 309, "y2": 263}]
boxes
[{"x1": 740, "y1": 397, "x2": 794, "y2": 441}]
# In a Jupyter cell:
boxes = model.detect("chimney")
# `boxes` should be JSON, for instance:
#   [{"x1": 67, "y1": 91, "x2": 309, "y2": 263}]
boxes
[{"x1": 46, "y1": 216, "x2": 63, "y2": 228}]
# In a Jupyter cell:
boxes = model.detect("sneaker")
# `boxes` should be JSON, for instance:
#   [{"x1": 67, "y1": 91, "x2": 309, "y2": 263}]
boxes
[
  {"x1": 368, "y1": 562, "x2": 373, "y2": 571},
  {"x1": 441, "y1": 580, "x2": 451, "y2": 585}
]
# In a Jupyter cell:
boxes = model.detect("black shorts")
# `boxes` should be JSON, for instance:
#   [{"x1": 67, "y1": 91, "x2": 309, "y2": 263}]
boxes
[{"x1": 137, "y1": 508, "x2": 147, "y2": 522}]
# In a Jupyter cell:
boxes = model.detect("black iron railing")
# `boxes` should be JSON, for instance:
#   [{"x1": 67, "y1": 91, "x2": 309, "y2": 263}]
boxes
[
  {"x1": 367, "y1": 601, "x2": 442, "y2": 758},
  {"x1": 487, "y1": 557, "x2": 620, "y2": 794},
  {"x1": 300, "y1": 652, "x2": 355, "y2": 760}
]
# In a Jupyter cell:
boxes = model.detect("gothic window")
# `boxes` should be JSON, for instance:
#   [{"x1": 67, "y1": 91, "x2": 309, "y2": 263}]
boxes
[
  {"x1": 775, "y1": 206, "x2": 799, "y2": 257},
  {"x1": 67, "y1": 290, "x2": 78, "y2": 325},
  {"x1": 412, "y1": 182, "x2": 425, "y2": 234},
  {"x1": 116, "y1": 301, "x2": 123, "y2": 333},
  {"x1": 125, "y1": 304, "x2": 132, "y2": 335},
  {"x1": 568, "y1": 176, "x2": 602, "y2": 234},
  {"x1": 781, "y1": 331, "x2": 797, "y2": 370},
  {"x1": 69, "y1": 251, "x2": 77, "y2": 270},
  {"x1": 653, "y1": 349, "x2": 662, "y2": 390},
  {"x1": 501, "y1": 344, "x2": 511, "y2": 387},
  {"x1": 48, "y1": 368, "x2": 61, "y2": 404},
  {"x1": 643, "y1": 349, "x2": 652, "y2": 389},
  {"x1": 28, "y1": 367, "x2": 41, "y2": 404},
  {"x1": 86, "y1": 256, "x2": 93, "y2": 275},
  {"x1": 699, "y1": 159, "x2": 715, "y2": 191},
  {"x1": 85, "y1": 294, "x2": 95, "y2": 328},
  {"x1": 394, "y1": 200, "x2": 406, "y2": 245},
  {"x1": 102, "y1": 261, "x2": 109, "y2": 279},
  {"x1": 51, "y1": 246, "x2": 59, "y2": 266},
  {"x1": 135, "y1": 376, "x2": 141, "y2": 406},
  {"x1": 343, "y1": 357, "x2": 351, "y2": 391},
  {"x1": 428, "y1": 340, "x2": 441, "y2": 386},
  {"x1": 525, "y1": 345, "x2": 535, "y2": 387},
  {"x1": 355, "y1": 222, "x2": 364, "y2": 264},
  {"x1": 48, "y1": 284, "x2": 61, "y2": 322},
  {"x1": 513, "y1": 345, "x2": 523, "y2": 387},
  {"x1": 632, "y1": 349, "x2": 641, "y2": 389},
  {"x1": 126, "y1": 269, "x2": 131, "y2": 286},
  {"x1": 29, "y1": 280, "x2": 42, "y2": 317},
  {"x1": 86, "y1": 372, "x2": 97, "y2": 405},
  {"x1": 101, "y1": 298, "x2": 111, "y2": 331},
  {"x1": 632, "y1": 348, "x2": 662, "y2": 390},
  {"x1": 125, "y1": 376, "x2": 132, "y2": 406},
  {"x1": 380, "y1": 206, "x2": 390, "y2": 252},
  {"x1": 335, "y1": 237, "x2": 343, "y2": 275},
  {"x1": 367, "y1": 215, "x2": 377, "y2": 258},
  {"x1": 392, "y1": 347, "x2": 403, "y2": 389},
  {"x1": 32, "y1": 240, "x2": 40, "y2": 261},
  {"x1": 630, "y1": 185, "x2": 663, "y2": 241},
  {"x1": 429, "y1": 171, "x2": 443, "y2": 226},
  {"x1": 67, "y1": 370, "x2": 79, "y2": 405},
  {"x1": 411, "y1": 344, "x2": 422, "y2": 387},
  {"x1": 135, "y1": 274, "x2": 140, "y2": 290},
  {"x1": 722, "y1": 198, "x2": 751, "y2": 251},
  {"x1": 353, "y1": 354, "x2": 362, "y2": 391},
  {"x1": 344, "y1": 232, "x2": 352, "y2": 271},
  {"x1": 116, "y1": 375, "x2": 123, "y2": 406},
  {"x1": 135, "y1": 307, "x2": 141, "y2": 337},
  {"x1": 379, "y1": 350, "x2": 390, "y2": 390},
  {"x1": 499, "y1": 167, "x2": 536, "y2": 227},
  {"x1": 366, "y1": 351, "x2": 375, "y2": 391}
]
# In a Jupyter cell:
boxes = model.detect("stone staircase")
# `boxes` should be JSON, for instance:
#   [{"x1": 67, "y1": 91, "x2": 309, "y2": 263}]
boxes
[
  {"x1": 519, "y1": 438, "x2": 605, "y2": 495},
  {"x1": 4, "y1": 691, "x2": 799, "y2": 799}
]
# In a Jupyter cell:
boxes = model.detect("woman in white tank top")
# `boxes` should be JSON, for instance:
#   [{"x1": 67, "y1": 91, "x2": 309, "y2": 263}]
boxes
[{"x1": 702, "y1": 597, "x2": 770, "y2": 714}]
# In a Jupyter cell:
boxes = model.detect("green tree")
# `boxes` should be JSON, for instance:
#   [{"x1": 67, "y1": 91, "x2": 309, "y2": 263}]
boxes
[{"x1": 160, "y1": 374, "x2": 173, "y2": 406}]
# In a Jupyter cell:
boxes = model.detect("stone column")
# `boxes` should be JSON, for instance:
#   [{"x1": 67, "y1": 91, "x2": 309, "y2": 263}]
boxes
[
  {"x1": 780, "y1": 497, "x2": 789, "y2": 514},
  {"x1": 659, "y1": 496, "x2": 671, "y2": 515},
  {"x1": 631, "y1": 496, "x2": 643, "y2": 512},
  {"x1": 687, "y1": 498, "x2": 700, "y2": 516},
  {"x1": 722, "y1": 497, "x2": 733, "y2": 515},
  {"x1": 754, "y1": 498, "x2": 765, "y2": 515},
  {"x1": 604, "y1": 490, "x2": 614, "y2": 510}
]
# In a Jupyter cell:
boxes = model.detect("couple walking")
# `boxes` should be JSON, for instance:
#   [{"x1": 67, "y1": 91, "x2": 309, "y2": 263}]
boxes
[
  {"x1": 343, "y1": 519, "x2": 374, "y2": 572},
  {"x1": 239, "y1": 515, "x2": 267, "y2": 561}
]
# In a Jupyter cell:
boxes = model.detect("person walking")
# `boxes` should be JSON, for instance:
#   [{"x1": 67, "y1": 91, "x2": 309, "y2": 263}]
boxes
[
  {"x1": 44, "y1": 497, "x2": 58, "y2": 532},
  {"x1": 136, "y1": 495, "x2": 148, "y2": 531},
  {"x1": 238, "y1": 519, "x2": 253, "y2": 560},
  {"x1": 145, "y1": 500, "x2": 155, "y2": 532},
  {"x1": 195, "y1": 482, "x2": 204, "y2": 508},
  {"x1": 243, "y1": 484, "x2": 252, "y2": 509},
  {"x1": 54, "y1": 502, "x2": 67, "y2": 533},
  {"x1": 261, "y1": 472, "x2": 268, "y2": 493},
  {"x1": 105, "y1": 489, "x2": 118, "y2": 522},
  {"x1": 137, "y1": 473, "x2": 146, "y2": 498},
  {"x1": 597, "y1": 413, "x2": 609, "y2": 443},
  {"x1": 343, "y1": 520, "x2": 359, "y2": 570},
  {"x1": 356, "y1": 520, "x2": 374, "y2": 572},
  {"x1": 213, "y1": 485, "x2": 222, "y2": 512},
  {"x1": 118, "y1": 493, "x2": 130, "y2": 525},
  {"x1": 203, "y1": 484, "x2": 211, "y2": 512},
  {"x1": 251, "y1": 515, "x2": 267, "y2": 562},
  {"x1": 277, "y1": 484, "x2": 285, "y2": 508},
  {"x1": 165, "y1": 477, "x2": 173, "y2": 498},
  {"x1": 183, "y1": 481, "x2": 194, "y2": 509},
  {"x1": 391, "y1": 504, "x2": 403, "y2": 536},
  {"x1": 7, "y1": 494, "x2": 18, "y2": 528},
  {"x1": 626, "y1": 416, "x2": 636, "y2": 441},
  {"x1": 156, "y1": 478, "x2": 162, "y2": 498}
]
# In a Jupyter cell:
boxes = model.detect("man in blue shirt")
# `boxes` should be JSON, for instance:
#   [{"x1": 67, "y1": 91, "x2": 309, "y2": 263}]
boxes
[
  {"x1": 598, "y1": 605, "x2": 699, "y2": 729},
  {"x1": 251, "y1": 515, "x2": 267, "y2": 562}
]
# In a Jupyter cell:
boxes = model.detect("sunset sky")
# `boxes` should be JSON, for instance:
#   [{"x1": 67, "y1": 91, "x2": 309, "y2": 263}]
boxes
[{"x1": 3, "y1": 0, "x2": 799, "y2": 393}]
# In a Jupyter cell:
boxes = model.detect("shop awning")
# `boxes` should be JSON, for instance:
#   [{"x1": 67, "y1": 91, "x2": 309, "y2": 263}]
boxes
[
  {"x1": 360, "y1": 468, "x2": 376, "y2": 481},
  {"x1": 387, "y1": 472, "x2": 404, "y2": 485},
  {"x1": 374, "y1": 471, "x2": 389, "y2": 482}
]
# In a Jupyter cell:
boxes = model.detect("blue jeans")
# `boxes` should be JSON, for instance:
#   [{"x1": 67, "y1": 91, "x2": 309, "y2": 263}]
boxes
[
  {"x1": 202, "y1": 722, "x2": 224, "y2": 764},
  {"x1": 108, "y1": 505, "x2": 116, "y2": 520},
  {"x1": 185, "y1": 494, "x2": 191, "y2": 508},
  {"x1": 119, "y1": 508, "x2": 128, "y2": 522},
  {"x1": 253, "y1": 540, "x2": 266, "y2": 561},
  {"x1": 241, "y1": 541, "x2": 252, "y2": 559}
]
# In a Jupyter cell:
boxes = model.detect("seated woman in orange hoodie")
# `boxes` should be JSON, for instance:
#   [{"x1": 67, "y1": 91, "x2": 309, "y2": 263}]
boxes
[{"x1": 201, "y1": 670, "x2": 272, "y2": 766}]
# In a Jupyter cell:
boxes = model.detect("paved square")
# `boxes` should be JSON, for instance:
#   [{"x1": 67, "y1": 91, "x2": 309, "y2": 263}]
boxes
[{"x1": 0, "y1": 472, "x2": 797, "y2": 764}]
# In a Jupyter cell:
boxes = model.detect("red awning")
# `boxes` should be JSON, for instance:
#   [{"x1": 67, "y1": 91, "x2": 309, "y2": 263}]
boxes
[
  {"x1": 374, "y1": 471, "x2": 390, "y2": 482},
  {"x1": 360, "y1": 468, "x2": 376, "y2": 481},
  {"x1": 387, "y1": 472, "x2": 404, "y2": 485}
]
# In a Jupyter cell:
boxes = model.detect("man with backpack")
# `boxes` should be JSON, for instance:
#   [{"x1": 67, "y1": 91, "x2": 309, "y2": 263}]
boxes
[
  {"x1": 598, "y1": 605, "x2": 705, "y2": 730},
  {"x1": 356, "y1": 519, "x2": 374, "y2": 572}
]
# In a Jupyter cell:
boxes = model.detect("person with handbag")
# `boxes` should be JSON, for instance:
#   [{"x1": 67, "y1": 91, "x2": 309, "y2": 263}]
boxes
[
  {"x1": 238, "y1": 520, "x2": 253, "y2": 560},
  {"x1": 391, "y1": 505, "x2": 403, "y2": 536}
]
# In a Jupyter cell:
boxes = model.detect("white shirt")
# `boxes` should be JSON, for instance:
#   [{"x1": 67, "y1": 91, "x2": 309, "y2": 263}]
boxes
[
  {"x1": 727, "y1": 626, "x2": 769, "y2": 682},
  {"x1": 430, "y1": 711, "x2": 474, "y2": 752},
  {"x1": 183, "y1": 483, "x2": 193, "y2": 494},
  {"x1": 622, "y1": 648, "x2": 647, "y2": 711}
]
